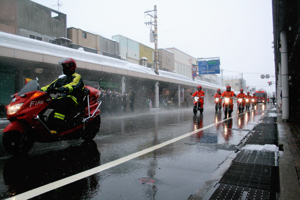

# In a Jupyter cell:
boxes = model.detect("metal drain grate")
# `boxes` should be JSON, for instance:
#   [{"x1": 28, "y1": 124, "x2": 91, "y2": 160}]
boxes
[
  {"x1": 234, "y1": 150, "x2": 277, "y2": 166},
  {"x1": 247, "y1": 124, "x2": 278, "y2": 145},
  {"x1": 219, "y1": 162, "x2": 279, "y2": 192},
  {"x1": 209, "y1": 183, "x2": 278, "y2": 200}
]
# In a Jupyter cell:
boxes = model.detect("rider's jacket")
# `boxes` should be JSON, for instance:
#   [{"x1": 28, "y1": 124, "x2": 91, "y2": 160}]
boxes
[
  {"x1": 237, "y1": 93, "x2": 246, "y2": 98},
  {"x1": 214, "y1": 93, "x2": 222, "y2": 98},
  {"x1": 192, "y1": 91, "x2": 205, "y2": 97},
  {"x1": 245, "y1": 94, "x2": 252, "y2": 98},
  {"x1": 221, "y1": 91, "x2": 235, "y2": 98},
  {"x1": 41, "y1": 72, "x2": 85, "y2": 105}
]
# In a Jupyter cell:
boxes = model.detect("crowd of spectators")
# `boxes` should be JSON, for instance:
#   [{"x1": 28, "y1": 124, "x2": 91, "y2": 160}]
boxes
[{"x1": 98, "y1": 89, "x2": 129, "y2": 113}]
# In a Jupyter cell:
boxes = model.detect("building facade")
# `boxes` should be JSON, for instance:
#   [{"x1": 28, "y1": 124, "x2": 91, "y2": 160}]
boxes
[
  {"x1": 112, "y1": 35, "x2": 139, "y2": 64},
  {"x1": 223, "y1": 77, "x2": 246, "y2": 92},
  {"x1": 158, "y1": 48, "x2": 174, "y2": 72},
  {"x1": 0, "y1": 0, "x2": 67, "y2": 42},
  {"x1": 67, "y1": 28, "x2": 99, "y2": 53},
  {"x1": 139, "y1": 43, "x2": 154, "y2": 68},
  {"x1": 67, "y1": 27, "x2": 120, "y2": 58},
  {"x1": 165, "y1": 47, "x2": 196, "y2": 79}
]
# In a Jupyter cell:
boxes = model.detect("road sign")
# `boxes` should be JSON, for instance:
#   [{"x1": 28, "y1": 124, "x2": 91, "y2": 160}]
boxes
[
  {"x1": 198, "y1": 59, "x2": 220, "y2": 75},
  {"x1": 192, "y1": 72, "x2": 197, "y2": 78},
  {"x1": 261, "y1": 74, "x2": 265, "y2": 79},
  {"x1": 266, "y1": 74, "x2": 270, "y2": 79},
  {"x1": 192, "y1": 66, "x2": 197, "y2": 72}
]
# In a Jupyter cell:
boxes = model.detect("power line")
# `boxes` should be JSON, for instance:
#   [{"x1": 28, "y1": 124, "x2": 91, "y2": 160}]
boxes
[{"x1": 223, "y1": 69, "x2": 274, "y2": 75}]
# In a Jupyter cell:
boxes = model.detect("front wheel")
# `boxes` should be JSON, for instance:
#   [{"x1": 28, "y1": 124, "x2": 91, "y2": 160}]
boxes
[
  {"x1": 193, "y1": 106, "x2": 197, "y2": 115},
  {"x1": 2, "y1": 130, "x2": 35, "y2": 155},
  {"x1": 82, "y1": 115, "x2": 101, "y2": 141}
]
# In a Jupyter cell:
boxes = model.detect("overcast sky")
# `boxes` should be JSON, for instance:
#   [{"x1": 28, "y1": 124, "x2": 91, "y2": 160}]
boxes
[{"x1": 32, "y1": 0, "x2": 275, "y2": 93}]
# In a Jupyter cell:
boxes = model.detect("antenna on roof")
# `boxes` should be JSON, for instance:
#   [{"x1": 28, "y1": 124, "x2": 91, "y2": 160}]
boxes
[{"x1": 52, "y1": 0, "x2": 63, "y2": 11}]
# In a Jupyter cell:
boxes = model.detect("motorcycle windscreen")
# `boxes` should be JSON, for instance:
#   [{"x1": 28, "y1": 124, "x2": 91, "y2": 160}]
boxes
[{"x1": 18, "y1": 80, "x2": 40, "y2": 96}]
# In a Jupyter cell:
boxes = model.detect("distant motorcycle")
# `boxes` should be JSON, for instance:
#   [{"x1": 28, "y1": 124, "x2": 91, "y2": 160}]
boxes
[
  {"x1": 223, "y1": 97, "x2": 234, "y2": 118},
  {"x1": 245, "y1": 98, "x2": 251, "y2": 110},
  {"x1": 214, "y1": 97, "x2": 222, "y2": 112},
  {"x1": 193, "y1": 96, "x2": 204, "y2": 115},
  {"x1": 251, "y1": 98, "x2": 256, "y2": 109},
  {"x1": 237, "y1": 98, "x2": 245, "y2": 113},
  {"x1": 3, "y1": 77, "x2": 101, "y2": 155}
]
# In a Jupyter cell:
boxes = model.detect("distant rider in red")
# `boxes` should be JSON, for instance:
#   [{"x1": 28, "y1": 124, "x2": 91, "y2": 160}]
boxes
[{"x1": 191, "y1": 85, "x2": 205, "y2": 109}]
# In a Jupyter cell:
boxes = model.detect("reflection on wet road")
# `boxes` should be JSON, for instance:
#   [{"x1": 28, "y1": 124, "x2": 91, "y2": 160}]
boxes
[{"x1": 0, "y1": 104, "x2": 267, "y2": 200}]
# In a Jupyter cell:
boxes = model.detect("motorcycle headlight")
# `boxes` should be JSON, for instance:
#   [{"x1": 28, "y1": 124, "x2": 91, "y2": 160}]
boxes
[
  {"x1": 252, "y1": 99, "x2": 254, "y2": 102},
  {"x1": 225, "y1": 98, "x2": 229, "y2": 103},
  {"x1": 215, "y1": 98, "x2": 219, "y2": 102},
  {"x1": 238, "y1": 99, "x2": 242, "y2": 102},
  {"x1": 246, "y1": 99, "x2": 249, "y2": 102},
  {"x1": 7, "y1": 103, "x2": 23, "y2": 115}
]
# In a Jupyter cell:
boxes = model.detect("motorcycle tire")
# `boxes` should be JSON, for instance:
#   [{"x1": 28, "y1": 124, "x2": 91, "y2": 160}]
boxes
[
  {"x1": 193, "y1": 106, "x2": 197, "y2": 115},
  {"x1": 224, "y1": 108, "x2": 228, "y2": 118},
  {"x1": 215, "y1": 105, "x2": 218, "y2": 112},
  {"x1": 200, "y1": 108, "x2": 203, "y2": 114},
  {"x1": 2, "y1": 130, "x2": 35, "y2": 155},
  {"x1": 82, "y1": 115, "x2": 101, "y2": 141}
]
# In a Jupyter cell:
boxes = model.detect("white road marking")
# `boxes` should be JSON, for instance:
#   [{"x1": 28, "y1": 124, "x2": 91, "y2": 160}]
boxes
[{"x1": 6, "y1": 115, "x2": 238, "y2": 200}]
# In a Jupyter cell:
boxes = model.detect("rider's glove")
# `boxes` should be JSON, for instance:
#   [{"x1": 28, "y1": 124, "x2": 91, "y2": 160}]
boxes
[
  {"x1": 47, "y1": 87, "x2": 57, "y2": 94},
  {"x1": 55, "y1": 87, "x2": 68, "y2": 93}
]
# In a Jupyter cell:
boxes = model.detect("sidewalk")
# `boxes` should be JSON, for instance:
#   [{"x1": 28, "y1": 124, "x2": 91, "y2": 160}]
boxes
[{"x1": 200, "y1": 105, "x2": 300, "y2": 200}]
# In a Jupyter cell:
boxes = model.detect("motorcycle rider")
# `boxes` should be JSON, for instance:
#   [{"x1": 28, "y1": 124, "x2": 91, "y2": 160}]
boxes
[
  {"x1": 245, "y1": 92, "x2": 252, "y2": 109},
  {"x1": 214, "y1": 88, "x2": 222, "y2": 109},
  {"x1": 236, "y1": 89, "x2": 246, "y2": 110},
  {"x1": 245, "y1": 91, "x2": 252, "y2": 98},
  {"x1": 221, "y1": 85, "x2": 236, "y2": 113},
  {"x1": 214, "y1": 89, "x2": 222, "y2": 98},
  {"x1": 41, "y1": 57, "x2": 85, "y2": 135},
  {"x1": 191, "y1": 85, "x2": 205, "y2": 110}
]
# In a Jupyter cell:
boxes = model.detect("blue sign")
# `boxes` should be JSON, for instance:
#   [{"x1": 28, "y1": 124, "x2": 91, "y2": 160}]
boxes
[{"x1": 198, "y1": 59, "x2": 220, "y2": 75}]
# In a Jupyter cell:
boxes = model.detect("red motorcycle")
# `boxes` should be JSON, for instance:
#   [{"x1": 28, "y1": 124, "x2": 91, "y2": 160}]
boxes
[
  {"x1": 237, "y1": 98, "x2": 245, "y2": 113},
  {"x1": 223, "y1": 97, "x2": 234, "y2": 118},
  {"x1": 245, "y1": 97, "x2": 251, "y2": 110},
  {"x1": 3, "y1": 78, "x2": 101, "y2": 155},
  {"x1": 214, "y1": 97, "x2": 222, "y2": 112},
  {"x1": 193, "y1": 96, "x2": 204, "y2": 115}
]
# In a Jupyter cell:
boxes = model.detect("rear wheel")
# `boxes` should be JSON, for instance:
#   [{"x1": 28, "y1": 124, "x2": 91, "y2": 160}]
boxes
[
  {"x1": 2, "y1": 130, "x2": 35, "y2": 155},
  {"x1": 82, "y1": 115, "x2": 101, "y2": 141}
]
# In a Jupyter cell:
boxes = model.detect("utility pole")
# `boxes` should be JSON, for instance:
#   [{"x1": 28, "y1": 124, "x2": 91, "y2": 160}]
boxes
[
  {"x1": 144, "y1": 5, "x2": 159, "y2": 75},
  {"x1": 154, "y1": 5, "x2": 158, "y2": 75},
  {"x1": 221, "y1": 68, "x2": 223, "y2": 86}
]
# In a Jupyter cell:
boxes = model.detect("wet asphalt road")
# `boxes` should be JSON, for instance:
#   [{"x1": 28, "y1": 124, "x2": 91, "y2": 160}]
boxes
[{"x1": 0, "y1": 103, "x2": 268, "y2": 200}]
